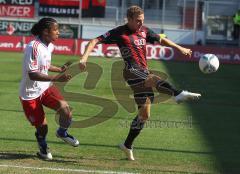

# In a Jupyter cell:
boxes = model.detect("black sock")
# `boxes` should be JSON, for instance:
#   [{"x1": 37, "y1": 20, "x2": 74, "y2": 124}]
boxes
[
  {"x1": 124, "y1": 116, "x2": 145, "y2": 149},
  {"x1": 156, "y1": 80, "x2": 182, "y2": 96},
  {"x1": 35, "y1": 125, "x2": 48, "y2": 148},
  {"x1": 35, "y1": 132, "x2": 47, "y2": 148}
]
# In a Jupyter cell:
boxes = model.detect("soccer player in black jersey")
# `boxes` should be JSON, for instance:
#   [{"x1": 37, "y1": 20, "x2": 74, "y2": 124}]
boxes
[{"x1": 79, "y1": 5, "x2": 201, "y2": 161}]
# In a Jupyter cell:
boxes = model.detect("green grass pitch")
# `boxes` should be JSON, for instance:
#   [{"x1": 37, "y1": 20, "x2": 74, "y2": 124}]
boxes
[{"x1": 0, "y1": 51, "x2": 240, "y2": 174}]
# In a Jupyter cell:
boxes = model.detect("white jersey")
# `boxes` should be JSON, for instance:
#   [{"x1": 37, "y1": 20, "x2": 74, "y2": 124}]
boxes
[{"x1": 19, "y1": 38, "x2": 54, "y2": 100}]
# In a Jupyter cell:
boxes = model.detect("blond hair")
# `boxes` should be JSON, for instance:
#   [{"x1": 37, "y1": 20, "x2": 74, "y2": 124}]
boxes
[{"x1": 127, "y1": 5, "x2": 144, "y2": 19}]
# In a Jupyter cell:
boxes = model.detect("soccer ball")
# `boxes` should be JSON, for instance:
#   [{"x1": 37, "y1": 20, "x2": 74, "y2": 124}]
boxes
[{"x1": 199, "y1": 54, "x2": 220, "y2": 74}]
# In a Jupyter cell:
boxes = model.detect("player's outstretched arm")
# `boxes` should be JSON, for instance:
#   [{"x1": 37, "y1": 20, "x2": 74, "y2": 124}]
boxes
[
  {"x1": 79, "y1": 38, "x2": 99, "y2": 70},
  {"x1": 49, "y1": 65, "x2": 62, "y2": 72},
  {"x1": 49, "y1": 61, "x2": 73, "y2": 73},
  {"x1": 160, "y1": 37, "x2": 192, "y2": 58},
  {"x1": 29, "y1": 72, "x2": 72, "y2": 82}
]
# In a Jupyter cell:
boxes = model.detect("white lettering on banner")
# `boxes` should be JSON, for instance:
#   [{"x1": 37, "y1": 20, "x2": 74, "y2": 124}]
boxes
[
  {"x1": 101, "y1": 45, "x2": 174, "y2": 59},
  {"x1": 105, "y1": 46, "x2": 121, "y2": 57},
  {"x1": 40, "y1": 7, "x2": 78, "y2": 15},
  {"x1": 80, "y1": 43, "x2": 175, "y2": 59},
  {"x1": 0, "y1": 6, "x2": 31, "y2": 17},
  {"x1": 11, "y1": 0, "x2": 33, "y2": 5},
  {"x1": 54, "y1": 46, "x2": 71, "y2": 51},
  {"x1": 0, "y1": 0, "x2": 33, "y2": 5},
  {"x1": 16, "y1": 42, "x2": 27, "y2": 48},
  {"x1": 194, "y1": 51, "x2": 203, "y2": 59},
  {"x1": 0, "y1": 21, "x2": 33, "y2": 31},
  {"x1": 0, "y1": 42, "x2": 14, "y2": 48},
  {"x1": 146, "y1": 45, "x2": 174, "y2": 60},
  {"x1": 234, "y1": 54, "x2": 240, "y2": 60},
  {"x1": 194, "y1": 51, "x2": 231, "y2": 60},
  {"x1": 216, "y1": 54, "x2": 230, "y2": 60},
  {"x1": 81, "y1": 41, "x2": 104, "y2": 57}
]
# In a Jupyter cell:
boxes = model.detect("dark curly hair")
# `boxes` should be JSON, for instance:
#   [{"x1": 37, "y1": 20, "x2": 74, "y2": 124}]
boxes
[{"x1": 31, "y1": 18, "x2": 57, "y2": 36}]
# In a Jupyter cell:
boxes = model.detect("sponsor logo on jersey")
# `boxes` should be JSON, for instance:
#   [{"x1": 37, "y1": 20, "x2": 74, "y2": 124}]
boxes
[{"x1": 134, "y1": 39, "x2": 146, "y2": 46}]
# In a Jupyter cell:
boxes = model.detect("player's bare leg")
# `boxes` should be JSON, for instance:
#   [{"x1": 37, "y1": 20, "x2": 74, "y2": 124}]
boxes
[
  {"x1": 145, "y1": 74, "x2": 201, "y2": 103},
  {"x1": 120, "y1": 98, "x2": 151, "y2": 161},
  {"x1": 55, "y1": 100, "x2": 79, "y2": 147}
]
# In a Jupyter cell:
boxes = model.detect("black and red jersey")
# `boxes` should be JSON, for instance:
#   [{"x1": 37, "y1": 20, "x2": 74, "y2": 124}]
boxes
[{"x1": 97, "y1": 25, "x2": 160, "y2": 69}]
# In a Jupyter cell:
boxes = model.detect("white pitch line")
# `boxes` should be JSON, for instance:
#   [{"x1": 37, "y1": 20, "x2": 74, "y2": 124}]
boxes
[{"x1": 0, "y1": 164, "x2": 138, "y2": 174}]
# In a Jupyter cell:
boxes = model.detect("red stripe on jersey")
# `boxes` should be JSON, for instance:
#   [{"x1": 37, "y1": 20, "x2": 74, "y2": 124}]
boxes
[
  {"x1": 32, "y1": 41, "x2": 40, "y2": 60},
  {"x1": 32, "y1": 41, "x2": 40, "y2": 66}
]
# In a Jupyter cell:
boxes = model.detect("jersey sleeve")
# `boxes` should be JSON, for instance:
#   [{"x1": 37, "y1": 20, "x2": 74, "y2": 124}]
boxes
[
  {"x1": 146, "y1": 27, "x2": 161, "y2": 44},
  {"x1": 97, "y1": 27, "x2": 119, "y2": 44},
  {"x1": 25, "y1": 43, "x2": 39, "y2": 73}
]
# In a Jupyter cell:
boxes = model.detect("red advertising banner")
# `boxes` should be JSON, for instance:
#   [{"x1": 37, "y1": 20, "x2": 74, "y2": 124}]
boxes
[
  {"x1": 78, "y1": 40, "x2": 119, "y2": 57},
  {"x1": 53, "y1": 39, "x2": 78, "y2": 55},
  {"x1": 185, "y1": 46, "x2": 240, "y2": 64},
  {"x1": 0, "y1": 35, "x2": 25, "y2": 51},
  {"x1": 0, "y1": 35, "x2": 239, "y2": 65},
  {"x1": 39, "y1": 0, "x2": 79, "y2": 6},
  {"x1": 82, "y1": 0, "x2": 106, "y2": 18},
  {"x1": 0, "y1": 0, "x2": 35, "y2": 18},
  {"x1": 78, "y1": 40, "x2": 240, "y2": 64}
]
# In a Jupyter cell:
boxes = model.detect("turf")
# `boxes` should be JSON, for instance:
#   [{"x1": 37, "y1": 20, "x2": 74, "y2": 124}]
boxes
[{"x1": 0, "y1": 51, "x2": 239, "y2": 173}]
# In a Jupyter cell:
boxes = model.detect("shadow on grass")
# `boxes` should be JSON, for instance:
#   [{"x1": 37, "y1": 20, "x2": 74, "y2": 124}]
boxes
[
  {"x1": 161, "y1": 60, "x2": 240, "y2": 174},
  {"x1": 0, "y1": 152, "x2": 34, "y2": 160},
  {"x1": 0, "y1": 151, "x2": 83, "y2": 164},
  {"x1": 0, "y1": 137, "x2": 213, "y2": 155}
]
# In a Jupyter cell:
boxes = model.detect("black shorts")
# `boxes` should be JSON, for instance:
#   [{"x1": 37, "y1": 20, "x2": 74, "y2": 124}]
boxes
[{"x1": 123, "y1": 66, "x2": 154, "y2": 107}]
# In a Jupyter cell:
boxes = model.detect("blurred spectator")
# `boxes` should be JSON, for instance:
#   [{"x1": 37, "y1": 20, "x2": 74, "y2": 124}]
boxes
[
  {"x1": 233, "y1": 9, "x2": 240, "y2": 40},
  {"x1": 196, "y1": 39, "x2": 202, "y2": 45},
  {"x1": 59, "y1": 25, "x2": 74, "y2": 38}
]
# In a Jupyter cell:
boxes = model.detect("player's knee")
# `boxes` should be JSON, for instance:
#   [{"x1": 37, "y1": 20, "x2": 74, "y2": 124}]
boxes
[
  {"x1": 145, "y1": 74, "x2": 160, "y2": 87},
  {"x1": 36, "y1": 124, "x2": 48, "y2": 136},
  {"x1": 33, "y1": 116, "x2": 47, "y2": 128},
  {"x1": 58, "y1": 100, "x2": 72, "y2": 118},
  {"x1": 58, "y1": 100, "x2": 68, "y2": 108},
  {"x1": 138, "y1": 107, "x2": 150, "y2": 121},
  {"x1": 138, "y1": 113, "x2": 149, "y2": 122},
  {"x1": 138, "y1": 97, "x2": 151, "y2": 121}
]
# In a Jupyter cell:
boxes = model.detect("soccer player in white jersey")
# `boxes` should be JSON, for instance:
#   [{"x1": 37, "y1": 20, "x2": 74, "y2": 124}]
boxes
[{"x1": 19, "y1": 18, "x2": 79, "y2": 160}]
